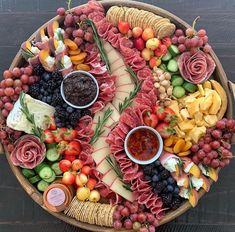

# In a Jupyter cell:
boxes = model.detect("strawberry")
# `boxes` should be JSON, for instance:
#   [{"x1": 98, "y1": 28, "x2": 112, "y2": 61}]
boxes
[
  {"x1": 47, "y1": 116, "x2": 56, "y2": 130},
  {"x1": 52, "y1": 128, "x2": 67, "y2": 143},
  {"x1": 154, "y1": 105, "x2": 166, "y2": 121},
  {"x1": 44, "y1": 129, "x2": 55, "y2": 144},
  {"x1": 143, "y1": 111, "x2": 159, "y2": 128},
  {"x1": 164, "y1": 108, "x2": 177, "y2": 126},
  {"x1": 65, "y1": 141, "x2": 81, "y2": 156},
  {"x1": 63, "y1": 129, "x2": 78, "y2": 141},
  {"x1": 57, "y1": 140, "x2": 68, "y2": 155},
  {"x1": 156, "y1": 122, "x2": 176, "y2": 139}
]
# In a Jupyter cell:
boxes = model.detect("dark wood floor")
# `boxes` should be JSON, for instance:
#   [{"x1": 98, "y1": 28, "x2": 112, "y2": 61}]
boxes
[{"x1": 0, "y1": 0, "x2": 235, "y2": 232}]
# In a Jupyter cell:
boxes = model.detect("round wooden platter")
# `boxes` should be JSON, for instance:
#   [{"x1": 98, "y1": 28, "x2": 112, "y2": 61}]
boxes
[{"x1": 4, "y1": 0, "x2": 235, "y2": 231}]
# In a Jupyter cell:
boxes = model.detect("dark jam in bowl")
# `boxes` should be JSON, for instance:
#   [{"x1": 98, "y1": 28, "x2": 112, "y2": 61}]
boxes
[
  {"x1": 127, "y1": 128, "x2": 160, "y2": 161},
  {"x1": 63, "y1": 74, "x2": 97, "y2": 106}
]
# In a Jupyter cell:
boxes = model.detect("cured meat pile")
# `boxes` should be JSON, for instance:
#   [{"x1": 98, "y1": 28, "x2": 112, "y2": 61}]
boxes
[
  {"x1": 10, "y1": 135, "x2": 46, "y2": 169},
  {"x1": 178, "y1": 50, "x2": 216, "y2": 84}
]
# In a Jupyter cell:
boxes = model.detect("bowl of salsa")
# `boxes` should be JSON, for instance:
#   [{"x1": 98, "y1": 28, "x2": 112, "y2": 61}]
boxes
[{"x1": 124, "y1": 126, "x2": 163, "y2": 165}]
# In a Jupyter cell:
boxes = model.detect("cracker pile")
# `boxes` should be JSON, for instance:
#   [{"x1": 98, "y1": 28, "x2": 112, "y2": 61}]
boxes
[
  {"x1": 106, "y1": 6, "x2": 176, "y2": 38},
  {"x1": 64, "y1": 197, "x2": 116, "y2": 227}
]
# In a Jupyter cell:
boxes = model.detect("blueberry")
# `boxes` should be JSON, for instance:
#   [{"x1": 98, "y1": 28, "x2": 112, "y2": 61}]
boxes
[
  {"x1": 42, "y1": 96, "x2": 47, "y2": 102},
  {"x1": 158, "y1": 165, "x2": 164, "y2": 171},
  {"x1": 167, "y1": 177, "x2": 175, "y2": 184},
  {"x1": 154, "y1": 160, "x2": 161, "y2": 167},
  {"x1": 38, "y1": 95, "x2": 43, "y2": 100},
  {"x1": 174, "y1": 187, "x2": 180, "y2": 195},
  {"x1": 66, "y1": 106, "x2": 74, "y2": 113},
  {"x1": 46, "y1": 96, "x2": 52, "y2": 103},
  {"x1": 163, "y1": 180, "x2": 168, "y2": 186},
  {"x1": 63, "y1": 103, "x2": 68, "y2": 108},
  {"x1": 152, "y1": 175, "x2": 159, "y2": 182},
  {"x1": 40, "y1": 88, "x2": 44, "y2": 94},
  {"x1": 42, "y1": 72, "x2": 51, "y2": 81},
  {"x1": 153, "y1": 169, "x2": 158, "y2": 175},
  {"x1": 167, "y1": 185, "x2": 174, "y2": 192},
  {"x1": 55, "y1": 117, "x2": 61, "y2": 123}
]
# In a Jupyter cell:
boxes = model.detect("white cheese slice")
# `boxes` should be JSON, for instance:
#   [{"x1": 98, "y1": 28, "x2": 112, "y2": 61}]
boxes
[
  {"x1": 179, "y1": 188, "x2": 189, "y2": 199},
  {"x1": 116, "y1": 84, "x2": 135, "y2": 93},
  {"x1": 92, "y1": 136, "x2": 109, "y2": 152},
  {"x1": 111, "y1": 59, "x2": 125, "y2": 71},
  {"x1": 96, "y1": 158, "x2": 112, "y2": 174},
  {"x1": 115, "y1": 74, "x2": 133, "y2": 87},
  {"x1": 184, "y1": 162, "x2": 194, "y2": 173},
  {"x1": 107, "y1": 49, "x2": 120, "y2": 64},
  {"x1": 114, "y1": 91, "x2": 131, "y2": 101},
  {"x1": 110, "y1": 178, "x2": 135, "y2": 202},
  {"x1": 102, "y1": 169, "x2": 118, "y2": 187},
  {"x1": 92, "y1": 147, "x2": 111, "y2": 165},
  {"x1": 199, "y1": 163, "x2": 210, "y2": 177},
  {"x1": 103, "y1": 41, "x2": 113, "y2": 53},
  {"x1": 112, "y1": 98, "x2": 123, "y2": 112},
  {"x1": 191, "y1": 176, "x2": 203, "y2": 191},
  {"x1": 7, "y1": 94, "x2": 55, "y2": 134},
  {"x1": 163, "y1": 158, "x2": 178, "y2": 172}
]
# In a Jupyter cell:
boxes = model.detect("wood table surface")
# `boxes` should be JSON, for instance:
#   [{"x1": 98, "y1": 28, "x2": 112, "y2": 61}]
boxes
[{"x1": 0, "y1": 0, "x2": 235, "y2": 231}]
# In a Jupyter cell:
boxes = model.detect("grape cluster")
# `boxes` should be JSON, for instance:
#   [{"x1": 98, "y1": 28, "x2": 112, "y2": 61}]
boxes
[
  {"x1": 191, "y1": 118, "x2": 235, "y2": 168},
  {"x1": 113, "y1": 201, "x2": 157, "y2": 232},
  {"x1": 172, "y1": 27, "x2": 211, "y2": 54},
  {"x1": 142, "y1": 161, "x2": 183, "y2": 210},
  {"x1": 0, "y1": 66, "x2": 37, "y2": 118},
  {"x1": 57, "y1": 6, "x2": 94, "y2": 46}
]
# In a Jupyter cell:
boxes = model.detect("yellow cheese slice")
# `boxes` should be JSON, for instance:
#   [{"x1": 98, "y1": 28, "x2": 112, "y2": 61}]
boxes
[
  {"x1": 116, "y1": 84, "x2": 135, "y2": 93},
  {"x1": 92, "y1": 136, "x2": 109, "y2": 152},
  {"x1": 96, "y1": 158, "x2": 112, "y2": 174},
  {"x1": 115, "y1": 74, "x2": 133, "y2": 87},
  {"x1": 114, "y1": 91, "x2": 130, "y2": 101},
  {"x1": 102, "y1": 169, "x2": 118, "y2": 187},
  {"x1": 92, "y1": 147, "x2": 111, "y2": 165}
]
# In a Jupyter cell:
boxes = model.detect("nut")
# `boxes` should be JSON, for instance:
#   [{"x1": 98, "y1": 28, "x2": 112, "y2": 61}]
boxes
[
  {"x1": 159, "y1": 74, "x2": 165, "y2": 82},
  {"x1": 159, "y1": 93, "x2": 167, "y2": 99},
  {"x1": 159, "y1": 86, "x2": 166, "y2": 93},
  {"x1": 164, "y1": 72, "x2": 171, "y2": 80},
  {"x1": 167, "y1": 87, "x2": 173, "y2": 95},
  {"x1": 153, "y1": 75, "x2": 159, "y2": 82},
  {"x1": 154, "y1": 82, "x2": 160, "y2": 88},
  {"x1": 161, "y1": 80, "x2": 169, "y2": 87}
]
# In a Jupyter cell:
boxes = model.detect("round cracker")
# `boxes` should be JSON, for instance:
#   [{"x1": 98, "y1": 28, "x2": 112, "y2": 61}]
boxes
[{"x1": 158, "y1": 23, "x2": 176, "y2": 38}]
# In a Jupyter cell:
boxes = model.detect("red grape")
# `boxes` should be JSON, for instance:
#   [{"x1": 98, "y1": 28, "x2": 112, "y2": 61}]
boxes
[
  {"x1": 4, "y1": 87, "x2": 14, "y2": 96},
  {"x1": 0, "y1": 130, "x2": 7, "y2": 139},
  {"x1": 7, "y1": 144, "x2": 14, "y2": 152},
  {"x1": 24, "y1": 66, "x2": 33, "y2": 76},
  {"x1": 117, "y1": 205, "x2": 124, "y2": 211},
  {"x1": 22, "y1": 85, "x2": 29, "y2": 92},
  {"x1": 0, "y1": 80, "x2": 6, "y2": 88},
  {"x1": 65, "y1": 27, "x2": 74, "y2": 36},
  {"x1": 2, "y1": 109, "x2": 9, "y2": 117},
  {"x1": 0, "y1": 100, "x2": 3, "y2": 109},
  {"x1": 198, "y1": 38, "x2": 204, "y2": 47},
  {"x1": 12, "y1": 67, "x2": 21, "y2": 77},
  {"x1": 226, "y1": 119, "x2": 234, "y2": 129},
  {"x1": 192, "y1": 155, "x2": 200, "y2": 164},
  {"x1": 203, "y1": 157, "x2": 211, "y2": 165},
  {"x1": 185, "y1": 28, "x2": 194, "y2": 37},
  {"x1": 0, "y1": 89, "x2": 4, "y2": 97},
  {"x1": 3, "y1": 70, "x2": 13, "y2": 79},
  {"x1": 84, "y1": 32, "x2": 93, "y2": 42},
  {"x1": 74, "y1": 37, "x2": 83, "y2": 46},
  {"x1": 65, "y1": 14, "x2": 74, "y2": 26},
  {"x1": 211, "y1": 150, "x2": 218, "y2": 158},
  {"x1": 223, "y1": 159, "x2": 230, "y2": 166},
  {"x1": 204, "y1": 136, "x2": 212, "y2": 144},
  {"x1": 2, "y1": 96, "x2": 10, "y2": 103},
  {"x1": 113, "y1": 211, "x2": 121, "y2": 220},
  {"x1": 137, "y1": 213, "x2": 146, "y2": 223},
  {"x1": 13, "y1": 131, "x2": 21, "y2": 140},
  {"x1": 152, "y1": 219, "x2": 159, "y2": 227},
  {"x1": 2, "y1": 139, "x2": 10, "y2": 145},
  {"x1": 178, "y1": 36, "x2": 186, "y2": 44},
  {"x1": 5, "y1": 79, "x2": 14, "y2": 88},
  {"x1": 57, "y1": 7, "x2": 66, "y2": 16},
  {"x1": 219, "y1": 161, "x2": 226, "y2": 168},
  {"x1": 211, "y1": 159, "x2": 220, "y2": 168},
  {"x1": 178, "y1": 44, "x2": 186, "y2": 53},
  {"x1": 190, "y1": 37, "x2": 199, "y2": 47},
  {"x1": 203, "y1": 44, "x2": 212, "y2": 53},
  {"x1": 11, "y1": 94, "x2": 19, "y2": 102},
  {"x1": 113, "y1": 220, "x2": 122, "y2": 229},
  {"x1": 198, "y1": 140, "x2": 204, "y2": 148},
  {"x1": 207, "y1": 152, "x2": 214, "y2": 160},
  {"x1": 203, "y1": 144, "x2": 212, "y2": 153},
  {"x1": 202, "y1": 35, "x2": 208, "y2": 44},
  {"x1": 132, "y1": 222, "x2": 141, "y2": 230},
  {"x1": 15, "y1": 87, "x2": 22, "y2": 95},
  {"x1": 210, "y1": 141, "x2": 220, "y2": 149},
  {"x1": 80, "y1": 14, "x2": 87, "y2": 21},
  {"x1": 130, "y1": 213, "x2": 138, "y2": 221},
  {"x1": 129, "y1": 204, "x2": 138, "y2": 214},
  {"x1": 28, "y1": 75, "x2": 36, "y2": 85},
  {"x1": 20, "y1": 74, "x2": 29, "y2": 84},
  {"x1": 223, "y1": 132, "x2": 232, "y2": 140},
  {"x1": 146, "y1": 213, "x2": 155, "y2": 223},
  {"x1": 198, "y1": 29, "x2": 206, "y2": 37},
  {"x1": 212, "y1": 130, "x2": 222, "y2": 139},
  {"x1": 171, "y1": 36, "x2": 178, "y2": 44},
  {"x1": 185, "y1": 38, "x2": 192, "y2": 48},
  {"x1": 191, "y1": 144, "x2": 199, "y2": 152},
  {"x1": 198, "y1": 150, "x2": 206, "y2": 159},
  {"x1": 4, "y1": 102, "x2": 13, "y2": 111},
  {"x1": 216, "y1": 120, "x2": 226, "y2": 129},
  {"x1": 222, "y1": 142, "x2": 231, "y2": 150},
  {"x1": 139, "y1": 227, "x2": 149, "y2": 232},
  {"x1": 74, "y1": 7, "x2": 82, "y2": 16},
  {"x1": 13, "y1": 79, "x2": 22, "y2": 88},
  {"x1": 124, "y1": 219, "x2": 133, "y2": 229},
  {"x1": 149, "y1": 225, "x2": 155, "y2": 232},
  {"x1": 121, "y1": 207, "x2": 130, "y2": 217},
  {"x1": 175, "y1": 29, "x2": 184, "y2": 37}
]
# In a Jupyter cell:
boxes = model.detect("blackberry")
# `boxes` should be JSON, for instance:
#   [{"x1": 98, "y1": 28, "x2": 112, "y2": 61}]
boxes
[
  {"x1": 160, "y1": 169, "x2": 170, "y2": 180},
  {"x1": 42, "y1": 72, "x2": 51, "y2": 82},
  {"x1": 69, "y1": 110, "x2": 81, "y2": 127},
  {"x1": 28, "y1": 84, "x2": 40, "y2": 98},
  {"x1": 47, "y1": 79, "x2": 58, "y2": 91},
  {"x1": 161, "y1": 193, "x2": 173, "y2": 206},
  {"x1": 33, "y1": 64, "x2": 45, "y2": 76},
  {"x1": 51, "y1": 93, "x2": 64, "y2": 106},
  {"x1": 55, "y1": 109, "x2": 67, "y2": 119},
  {"x1": 81, "y1": 109, "x2": 91, "y2": 117},
  {"x1": 154, "y1": 182, "x2": 165, "y2": 193},
  {"x1": 170, "y1": 196, "x2": 182, "y2": 210},
  {"x1": 52, "y1": 70, "x2": 63, "y2": 79}
]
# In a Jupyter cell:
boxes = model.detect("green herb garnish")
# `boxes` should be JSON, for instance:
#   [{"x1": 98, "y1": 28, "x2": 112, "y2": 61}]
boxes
[
  {"x1": 19, "y1": 92, "x2": 45, "y2": 142},
  {"x1": 85, "y1": 19, "x2": 111, "y2": 73},
  {"x1": 126, "y1": 65, "x2": 139, "y2": 85},
  {"x1": 90, "y1": 107, "x2": 113, "y2": 144}
]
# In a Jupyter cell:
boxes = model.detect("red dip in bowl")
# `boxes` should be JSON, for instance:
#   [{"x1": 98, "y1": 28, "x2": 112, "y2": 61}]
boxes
[{"x1": 127, "y1": 128, "x2": 160, "y2": 161}]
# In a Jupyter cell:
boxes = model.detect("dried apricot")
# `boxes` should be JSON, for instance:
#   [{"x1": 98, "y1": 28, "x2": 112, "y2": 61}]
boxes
[{"x1": 173, "y1": 139, "x2": 185, "y2": 153}]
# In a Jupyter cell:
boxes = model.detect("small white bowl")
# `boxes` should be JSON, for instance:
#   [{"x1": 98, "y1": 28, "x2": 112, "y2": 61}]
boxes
[
  {"x1": 124, "y1": 126, "x2": 163, "y2": 165},
  {"x1": 60, "y1": 70, "x2": 99, "y2": 109}
]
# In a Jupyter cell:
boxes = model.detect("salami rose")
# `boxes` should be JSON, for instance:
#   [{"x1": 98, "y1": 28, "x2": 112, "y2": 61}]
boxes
[
  {"x1": 10, "y1": 135, "x2": 46, "y2": 169},
  {"x1": 178, "y1": 50, "x2": 216, "y2": 84}
]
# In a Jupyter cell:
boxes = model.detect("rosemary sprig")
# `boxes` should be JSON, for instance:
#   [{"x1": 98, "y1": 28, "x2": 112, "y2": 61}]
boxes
[
  {"x1": 19, "y1": 92, "x2": 45, "y2": 142},
  {"x1": 118, "y1": 80, "x2": 142, "y2": 114},
  {"x1": 126, "y1": 65, "x2": 139, "y2": 85},
  {"x1": 90, "y1": 107, "x2": 113, "y2": 144},
  {"x1": 105, "y1": 156, "x2": 133, "y2": 192},
  {"x1": 85, "y1": 19, "x2": 111, "y2": 73}
]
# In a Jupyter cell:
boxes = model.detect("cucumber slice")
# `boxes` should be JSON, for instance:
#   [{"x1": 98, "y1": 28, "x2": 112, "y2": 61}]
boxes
[
  {"x1": 183, "y1": 82, "x2": 197, "y2": 93},
  {"x1": 167, "y1": 59, "x2": 178, "y2": 72},
  {"x1": 22, "y1": 168, "x2": 35, "y2": 178},
  {"x1": 29, "y1": 175, "x2": 41, "y2": 184},
  {"x1": 159, "y1": 63, "x2": 167, "y2": 71},
  {"x1": 168, "y1": 45, "x2": 180, "y2": 57},
  {"x1": 38, "y1": 166, "x2": 53, "y2": 179},
  {"x1": 34, "y1": 162, "x2": 48, "y2": 174},
  {"x1": 37, "y1": 180, "x2": 49, "y2": 192},
  {"x1": 46, "y1": 148, "x2": 60, "y2": 162},
  {"x1": 173, "y1": 86, "x2": 186, "y2": 98},
  {"x1": 171, "y1": 75, "x2": 184, "y2": 86},
  {"x1": 51, "y1": 162, "x2": 63, "y2": 175},
  {"x1": 162, "y1": 51, "x2": 172, "y2": 62},
  {"x1": 43, "y1": 171, "x2": 56, "y2": 183},
  {"x1": 46, "y1": 143, "x2": 57, "y2": 150}
]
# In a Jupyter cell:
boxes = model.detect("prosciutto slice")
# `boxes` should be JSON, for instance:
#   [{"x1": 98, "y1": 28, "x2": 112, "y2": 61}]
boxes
[
  {"x1": 10, "y1": 135, "x2": 46, "y2": 169},
  {"x1": 178, "y1": 50, "x2": 216, "y2": 84}
]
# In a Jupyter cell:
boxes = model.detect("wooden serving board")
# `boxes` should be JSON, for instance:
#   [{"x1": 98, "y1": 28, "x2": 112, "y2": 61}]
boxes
[{"x1": 4, "y1": 0, "x2": 235, "y2": 231}]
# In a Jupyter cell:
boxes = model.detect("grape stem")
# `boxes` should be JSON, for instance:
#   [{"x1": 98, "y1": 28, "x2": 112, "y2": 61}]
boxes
[{"x1": 192, "y1": 16, "x2": 200, "y2": 32}]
